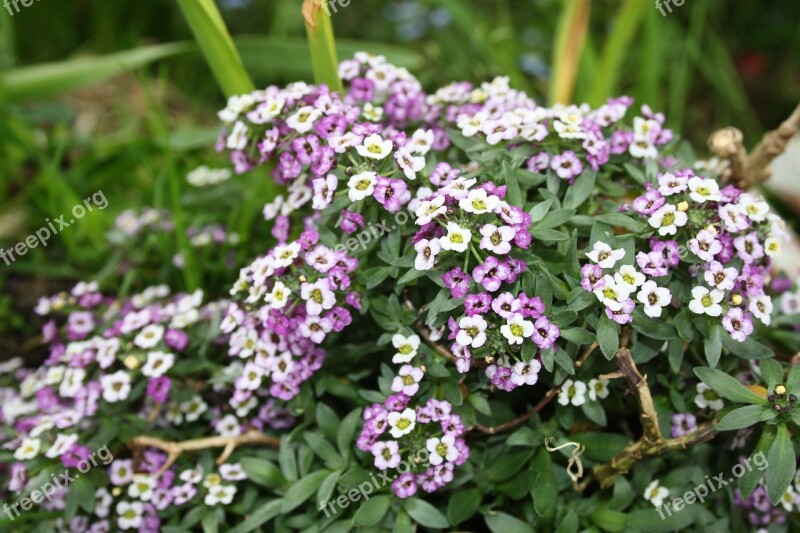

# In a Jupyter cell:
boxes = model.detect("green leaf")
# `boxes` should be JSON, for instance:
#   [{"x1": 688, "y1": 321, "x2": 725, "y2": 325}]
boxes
[
  {"x1": 594, "y1": 213, "x2": 645, "y2": 232},
  {"x1": 228, "y1": 499, "x2": 283, "y2": 533},
  {"x1": 739, "y1": 427, "x2": 776, "y2": 499},
  {"x1": 337, "y1": 408, "x2": 363, "y2": 458},
  {"x1": 765, "y1": 424, "x2": 796, "y2": 505},
  {"x1": 4, "y1": 43, "x2": 194, "y2": 101},
  {"x1": 560, "y1": 327, "x2": 596, "y2": 345},
  {"x1": 402, "y1": 498, "x2": 450, "y2": 528},
  {"x1": 534, "y1": 208, "x2": 576, "y2": 230},
  {"x1": 787, "y1": 363, "x2": 800, "y2": 392},
  {"x1": 590, "y1": 508, "x2": 628, "y2": 532},
  {"x1": 597, "y1": 314, "x2": 620, "y2": 359},
  {"x1": 240, "y1": 457, "x2": 286, "y2": 489},
  {"x1": 694, "y1": 367, "x2": 766, "y2": 405},
  {"x1": 531, "y1": 229, "x2": 570, "y2": 242},
  {"x1": 703, "y1": 324, "x2": 722, "y2": 368},
  {"x1": 352, "y1": 495, "x2": 392, "y2": 527},
  {"x1": 176, "y1": 0, "x2": 254, "y2": 97},
  {"x1": 317, "y1": 469, "x2": 343, "y2": 506},
  {"x1": 716, "y1": 405, "x2": 777, "y2": 431},
  {"x1": 281, "y1": 469, "x2": 331, "y2": 513},
  {"x1": 529, "y1": 200, "x2": 553, "y2": 223},
  {"x1": 563, "y1": 170, "x2": 597, "y2": 209},
  {"x1": 304, "y1": 432, "x2": 345, "y2": 469},
  {"x1": 759, "y1": 359, "x2": 784, "y2": 389},
  {"x1": 722, "y1": 334, "x2": 774, "y2": 360},
  {"x1": 447, "y1": 488, "x2": 482, "y2": 525},
  {"x1": 531, "y1": 449, "x2": 557, "y2": 516},
  {"x1": 484, "y1": 511, "x2": 534, "y2": 533},
  {"x1": 503, "y1": 162, "x2": 524, "y2": 207}
]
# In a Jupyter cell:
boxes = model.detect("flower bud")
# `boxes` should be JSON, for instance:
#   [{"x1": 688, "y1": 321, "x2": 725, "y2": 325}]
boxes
[
  {"x1": 775, "y1": 385, "x2": 787, "y2": 396},
  {"x1": 677, "y1": 201, "x2": 689, "y2": 212},
  {"x1": 731, "y1": 294, "x2": 743, "y2": 306},
  {"x1": 124, "y1": 355, "x2": 140, "y2": 370}
]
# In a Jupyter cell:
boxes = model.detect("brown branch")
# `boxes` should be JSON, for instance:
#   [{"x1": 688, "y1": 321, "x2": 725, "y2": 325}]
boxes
[
  {"x1": 129, "y1": 429, "x2": 280, "y2": 475},
  {"x1": 592, "y1": 422, "x2": 718, "y2": 488},
  {"x1": 472, "y1": 342, "x2": 598, "y2": 435},
  {"x1": 708, "y1": 103, "x2": 800, "y2": 190},
  {"x1": 613, "y1": 329, "x2": 662, "y2": 444}
]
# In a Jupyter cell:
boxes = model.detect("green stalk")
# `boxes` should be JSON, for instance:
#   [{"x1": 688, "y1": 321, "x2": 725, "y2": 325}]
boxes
[
  {"x1": 587, "y1": 0, "x2": 647, "y2": 106},
  {"x1": 176, "y1": 0, "x2": 254, "y2": 97},
  {"x1": 302, "y1": 0, "x2": 344, "y2": 93},
  {"x1": 549, "y1": 0, "x2": 591, "y2": 105}
]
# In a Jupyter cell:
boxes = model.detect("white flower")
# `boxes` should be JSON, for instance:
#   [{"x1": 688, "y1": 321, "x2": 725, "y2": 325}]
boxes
[
  {"x1": 179, "y1": 467, "x2": 203, "y2": 484},
  {"x1": 694, "y1": 383, "x2": 724, "y2": 410},
  {"x1": 460, "y1": 188, "x2": 500, "y2": 214},
  {"x1": 408, "y1": 129, "x2": 435, "y2": 155},
  {"x1": 204, "y1": 485, "x2": 237, "y2": 506},
  {"x1": 614, "y1": 265, "x2": 646, "y2": 291},
  {"x1": 181, "y1": 396, "x2": 209, "y2": 422},
  {"x1": 387, "y1": 408, "x2": 416, "y2": 438},
  {"x1": 764, "y1": 237, "x2": 782, "y2": 258},
  {"x1": 217, "y1": 94, "x2": 254, "y2": 123},
  {"x1": 59, "y1": 367, "x2": 86, "y2": 398},
  {"x1": 500, "y1": 314, "x2": 534, "y2": 345},
  {"x1": 265, "y1": 281, "x2": 292, "y2": 309},
  {"x1": 220, "y1": 463, "x2": 248, "y2": 481},
  {"x1": 216, "y1": 414, "x2": 241, "y2": 437},
  {"x1": 594, "y1": 275, "x2": 632, "y2": 312},
  {"x1": 441, "y1": 177, "x2": 477, "y2": 200},
  {"x1": 272, "y1": 242, "x2": 301, "y2": 269},
  {"x1": 225, "y1": 121, "x2": 248, "y2": 150},
  {"x1": 586, "y1": 241, "x2": 625, "y2": 269},
  {"x1": 558, "y1": 379, "x2": 587, "y2": 406},
  {"x1": 440, "y1": 222, "x2": 471, "y2": 253},
  {"x1": 644, "y1": 480, "x2": 669, "y2": 507},
  {"x1": 588, "y1": 378, "x2": 610, "y2": 401},
  {"x1": 286, "y1": 106, "x2": 321, "y2": 133},
  {"x1": 347, "y1": 171, "x2": 377, "y2": 202},
  {"x1": 356, "y1": 134, "x2": 393, "y2": 160},
  {"x1": 116, "y1": 501, "x2": 144, "y2": 530},
  {"x1": 100, "y1": 371, "x2": 131, "y2": 403},
  {"x1": 128, "y1": 475, "x2": 157, "y2": 501},
  {"x1": 479, "y1": 224, "x2": 515, "y2": 255},
  {"x1": 648, "y1": 204, "x2": 688, "y2": 236},
  {"x1": 395, "y1": 147, "x2": 425, "y2": 180},
  {"x1": 688, "y1": 177, "x2": 722, "y2": 204},
  {"x1": 46, "y1": 433, "x2": 78, "y2": 458},
  {"x1": 780, "y1": 485, "x2": 798, "y2": 512},
  {"x1": 636, "y1": 281, "x2": 672, "y2": 318},
  {"x1": 426, "y1": 435, "x2": 459, "y2": 465},
  {"x1": 362, "y1": 102, "x2": 383, "y2": 122},
  {"x1": 13, "y1": 437, "x2": 41, "y2": 460},
  {"x1": 300, "y1": 279, "x2": 336, "y2": 316},
  {"x1": 392, "y1": 334, "x2": 420, "y2": 364},
  {"x1": 511, "y1": 360, "x2": 542, "y2": 386},
  {"x1": 688, "y1": 286, "x2": 724, "y2": 317},
  {"x1": 414, "y1": 239, "x2": 441, "y2": 271},
  {"x1": 738, "y1": 193, "x2": 769, "y2": 222},
  {"x1": 414, "y1": 196, "x2": 446, "y2": 225},
  {"x1": 141, "y1": 351, "x2": 175, "y2": 378},
  {"x1": 456, "y1": 315, "x2": 488, "y2": 349},
  {"x1": 749, "y1": 295, "x2": 773, "y2": 326},
  {"x1": 133, "y1": 324, "x2": 165, "y2": 349}
]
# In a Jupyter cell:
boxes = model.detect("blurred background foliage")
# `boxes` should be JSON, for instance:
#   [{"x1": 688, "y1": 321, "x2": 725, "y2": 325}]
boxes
[{"x1": 1, "y1": 0, "x2": 799, "y2": 352}]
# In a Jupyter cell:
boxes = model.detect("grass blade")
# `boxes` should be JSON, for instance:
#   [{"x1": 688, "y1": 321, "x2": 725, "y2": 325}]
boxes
[
  {"x1": 549, "y1": 0, "x2": 591, "y2": 105},
  {"x1": 176, "y1": 0, "x2": 254, "y2": 97},
  {"x1": 303, "y1": 0, "x2": 343, "y2": 93}
]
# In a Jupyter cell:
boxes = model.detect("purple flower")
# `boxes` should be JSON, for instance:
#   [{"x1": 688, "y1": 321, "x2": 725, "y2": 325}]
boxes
[
  {"x1": 340, "y1": 210, "x2": 366, "y2": 234},
  {"x1": 650, "y1": 239, "x2": 680, "y2": 268},
  {"x1": 606, "y1": 298, "x2": 635, "y2": 324},
  {"x1": 164, "y1": 329, "x2": 189, "y2": 351},
  {"x1": 581, "y1": 264, "x2": 605, "y2": 292},
  {"x1": 371, "y1": 441, "x2": 401, "y2": 470},
  {"x1": 374, "y1": 177, "x2": 411, "y2": 213},
  {"x1": 532, "y1": 317, "x2": 560, "y2": 350},
  {"x1": 551, "y1": 151, "x2": 583, "y2": 180},
  {"x1": 723, "y1": 308, "x2": 755, "y2": 342},
  {"x1": 670, "y1": 413, "x2": 697, "y2": 438},
  {"x1": 464, "y1": 293, "x2": 492, "y2": 316},
  {"x1": 518, "y1": 294, "x2": 545, "y2": 318},
  {"x1": 486, "y1": 365, "x2": 517, "y2": 391},
  {"x1": 453, "y1": 344, "x2": 472, "y2": 373},
  {"x1": 9, "y1": 463, "x2": 27, "y2": 492},
  {"x1": 147, "y1": 377, "x2": 172, "y2": 403},
  {"x1": 636, "y1": 251, "x2": 668, "y2": 277},
  {"x1": 632, "y1": 188, "x2": 665, "y2": 215},
  {"x1": 62, "y1": 444, "x2": 91, "y2": 468},
  {"x1": 392, "y1": 472, "x2": 418, "y2": 499},
  {"x1": 472, "y1": 256, "x2": 510, "y2": 292},
  {"x1": 442, "y1": 266, "x2": 471, "y2": 299}
]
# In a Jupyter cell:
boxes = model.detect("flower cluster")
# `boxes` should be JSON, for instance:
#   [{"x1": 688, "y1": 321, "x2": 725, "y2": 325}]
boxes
[
  {"x1": 221, "y1": 233, "x2": 359, "y2": 421},
  {"x1": 357, "y1": 395, "x2": 468, "y2": 498}
]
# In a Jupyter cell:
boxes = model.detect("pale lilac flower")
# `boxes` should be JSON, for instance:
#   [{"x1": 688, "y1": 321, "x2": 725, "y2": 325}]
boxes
[
  {"x1": 532, "y1": 317, "x2": 560, "y2": 350},
  {"x1": 704, "y1": 262, "x2": 738, "y2": 291},
  {"x1": 391, "y1": 365, "x2": 424, "y2": 396},
  {"x1": 723, "y1": 308, "x2": 754, "y2": 342},
  {"x1": 472, "y1": 256, "x2": 510, "y2": 292},
  {"x1": 551, "y1": 151, "x2": 583, "y2": 180},
  {"x1": 479, "y1": 224, "x2": 515, "y2": 254},
  {"x1": 670, "y1": 413, "x2": 697, "y2": 438},
  {"x1": 689, "y1": 230, "x2": 722, "y2": 262},
  {"x1": 371, "y1": 441, "x2": 401, "y2": 470},
  {"x1": 511, "y1": 360, "x2": 542, "y2": 386}
]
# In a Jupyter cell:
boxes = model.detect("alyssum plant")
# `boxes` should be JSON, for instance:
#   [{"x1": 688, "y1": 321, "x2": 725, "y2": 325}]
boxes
[{"x1": 2, "y1": 53, "x2": 800, "y2": 532}]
